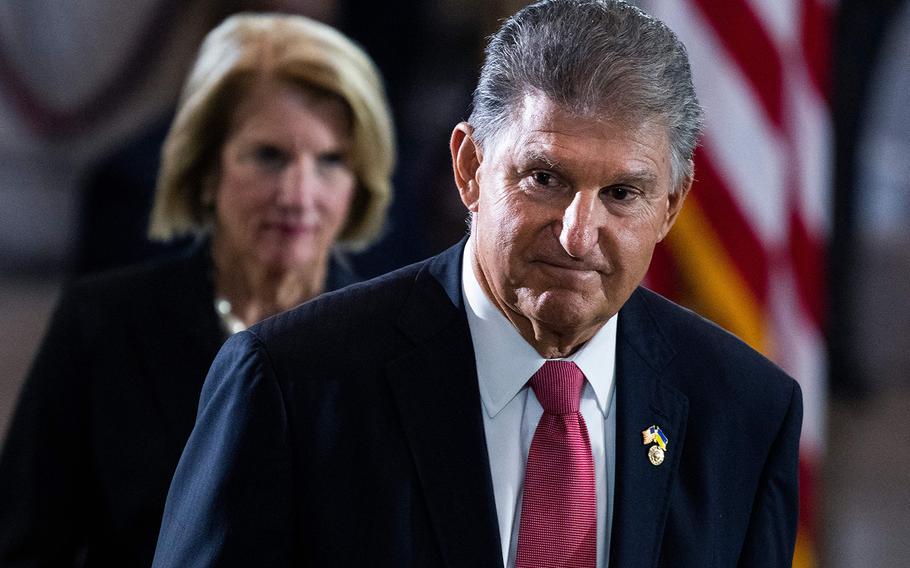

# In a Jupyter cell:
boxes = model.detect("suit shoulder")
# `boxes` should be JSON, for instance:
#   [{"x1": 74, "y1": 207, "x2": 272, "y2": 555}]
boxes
[
  {"x1": 251, "y1": 257, "x2": 430, "y2": 344},
  {"x1": 632, "y1": 287, "x2": 796, "y2": 400}
]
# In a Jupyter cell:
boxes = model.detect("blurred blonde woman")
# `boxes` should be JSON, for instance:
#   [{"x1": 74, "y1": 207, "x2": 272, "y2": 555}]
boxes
[{"x1": 0, "y1": 13, "x2": 395, "y2": 567}]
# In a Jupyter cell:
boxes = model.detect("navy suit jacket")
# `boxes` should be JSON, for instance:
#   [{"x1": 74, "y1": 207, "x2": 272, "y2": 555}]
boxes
[{"x1": 154, "y1": 241, "x2": 801, "y2": 567}]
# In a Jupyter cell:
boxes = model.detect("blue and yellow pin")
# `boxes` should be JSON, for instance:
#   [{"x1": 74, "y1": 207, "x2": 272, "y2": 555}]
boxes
[{"x1": 641, "y1": 425, "x2": 668, "y2": 466}]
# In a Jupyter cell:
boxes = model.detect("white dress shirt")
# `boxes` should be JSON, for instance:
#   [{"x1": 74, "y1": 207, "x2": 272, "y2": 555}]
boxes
[{"x1": 461, "y1": 238, "x2": 617, "y2": 568}]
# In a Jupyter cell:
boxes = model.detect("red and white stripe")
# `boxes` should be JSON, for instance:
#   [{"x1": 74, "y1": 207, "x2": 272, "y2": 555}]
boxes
[{"x1": 640, "y1": 1, "x2": 833, "y2": 565}]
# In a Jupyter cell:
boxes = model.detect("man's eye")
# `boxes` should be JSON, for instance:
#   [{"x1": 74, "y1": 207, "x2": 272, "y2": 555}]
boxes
[
  {"x1": 532, "y1": 171, "x2": 554, "y2": 186},
  {"x1": 607, "y1": 186, "x2": 633, "y2": 201}
]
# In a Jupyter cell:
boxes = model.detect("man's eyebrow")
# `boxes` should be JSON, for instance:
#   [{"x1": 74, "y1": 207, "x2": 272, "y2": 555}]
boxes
[
  {"x1": 612, "y1": 170, "x2": 660, "y2": 187},
  {"x1": 520, "y1": 148, "x2": 562, "y2": 170},
  {"x1": 518, "y1": 148, "x2": 662, "y2": 188}
]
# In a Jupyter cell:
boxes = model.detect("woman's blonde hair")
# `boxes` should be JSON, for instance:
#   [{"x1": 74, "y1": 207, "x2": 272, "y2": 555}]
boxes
[{"x1": 149, "y1": 13, "x2": 395, "y2": 250}]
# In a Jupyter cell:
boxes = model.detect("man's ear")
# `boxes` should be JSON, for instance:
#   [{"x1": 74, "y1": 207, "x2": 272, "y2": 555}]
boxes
[
  {"x1": 450, "y1": 122, "x2": 483, "y2": 212},
  {"x1": 658, "y1": 174, "x2": 692, "y2": 242}
]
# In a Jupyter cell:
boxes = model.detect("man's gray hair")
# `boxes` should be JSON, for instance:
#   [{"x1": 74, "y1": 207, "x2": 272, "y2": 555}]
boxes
[{"x1": 468, "y1": 0, "x2": 704, "y2": 192}]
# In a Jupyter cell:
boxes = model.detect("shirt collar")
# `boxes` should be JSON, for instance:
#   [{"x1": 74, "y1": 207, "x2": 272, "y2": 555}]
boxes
[{"x1": 461, "y1": 236, "x2": 617, "y2": 419}]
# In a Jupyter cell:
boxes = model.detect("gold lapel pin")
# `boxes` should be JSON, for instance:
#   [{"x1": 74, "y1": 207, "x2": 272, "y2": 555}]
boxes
[{"x1": 641, "y1": 425, "x2": 668, "y2": 466}]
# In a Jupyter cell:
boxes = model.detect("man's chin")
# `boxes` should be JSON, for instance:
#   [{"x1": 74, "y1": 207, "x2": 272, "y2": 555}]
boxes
[{"x1": 521, "y1": 290, "x2": 613, "y2": 337}]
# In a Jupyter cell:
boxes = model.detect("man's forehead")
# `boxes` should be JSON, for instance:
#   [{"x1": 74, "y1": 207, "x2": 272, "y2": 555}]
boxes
[
  {"x1": 502, "y1": 93, "x2": 668, "y2": 147},
  {"x1": 521, "y1": 91, "x2": 657, "y2": 125},
  {"x1": 495, "y1": 95, "x2": 669, "y2": 171}
]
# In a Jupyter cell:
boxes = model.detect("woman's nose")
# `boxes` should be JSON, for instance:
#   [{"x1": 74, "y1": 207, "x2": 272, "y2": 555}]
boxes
[{"x1": 277, "y1": 158, "x2": 317, "y2": 209}]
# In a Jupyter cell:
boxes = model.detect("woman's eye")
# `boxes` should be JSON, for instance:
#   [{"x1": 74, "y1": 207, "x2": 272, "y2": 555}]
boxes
[
  {"x1": 318, "y1": 152, "x2": 346, "y2": 168},
  {"x1": 251, "y1": 145, "x2": 289, "y2": 169}
]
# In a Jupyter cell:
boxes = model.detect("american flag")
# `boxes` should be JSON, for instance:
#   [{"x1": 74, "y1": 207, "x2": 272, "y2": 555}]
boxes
[{"x1": 638, "y1": 1, "x2": 833, "y2": 566}]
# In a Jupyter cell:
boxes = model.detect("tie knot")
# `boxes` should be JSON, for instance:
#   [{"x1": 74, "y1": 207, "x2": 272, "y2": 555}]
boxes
[{"x1": 530, "y1": 361, "x2": 585, "y2": 414}]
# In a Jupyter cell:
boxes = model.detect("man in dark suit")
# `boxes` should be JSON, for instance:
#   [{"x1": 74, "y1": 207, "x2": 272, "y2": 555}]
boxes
[{"x1": 153, "y1": 1, "x2": 802, "y2": 566}]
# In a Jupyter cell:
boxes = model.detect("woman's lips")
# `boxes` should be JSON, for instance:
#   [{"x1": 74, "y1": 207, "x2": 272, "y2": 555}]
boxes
[{"x1": 266, "y1": 222, "x2": 318, "y2": 237}]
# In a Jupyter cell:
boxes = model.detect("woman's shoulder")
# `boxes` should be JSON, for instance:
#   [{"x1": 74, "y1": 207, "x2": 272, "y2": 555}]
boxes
[{"x1": 66, "y1": 241, "x2": 209, "y2": 306}]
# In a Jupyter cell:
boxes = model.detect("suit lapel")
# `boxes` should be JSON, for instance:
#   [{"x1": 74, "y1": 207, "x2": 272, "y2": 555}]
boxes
[
  {"x1": 385, "y1": 242, "x2": 503, "y2": 568},
  {"x1": 609, "y1": 289, "x2": 689, "y2": 568}
]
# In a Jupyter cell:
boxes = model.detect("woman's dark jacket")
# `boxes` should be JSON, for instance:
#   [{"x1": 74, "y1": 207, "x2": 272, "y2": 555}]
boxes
[{"x1": 0, "y1": 242, "x2": 357, "y2": 567}]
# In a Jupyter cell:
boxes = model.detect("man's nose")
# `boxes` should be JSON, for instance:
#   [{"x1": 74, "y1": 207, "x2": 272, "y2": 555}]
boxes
[
  {"x1": 277, "y1": 158, "x2": 317, "y2": 209},
  {"x1": 558, "y1": 191, "x2": 601, "y2": 258}
]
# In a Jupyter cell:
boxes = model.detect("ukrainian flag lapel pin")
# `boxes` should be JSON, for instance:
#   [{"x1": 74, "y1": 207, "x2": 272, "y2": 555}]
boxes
[{"x1": 641, "y1": 425, "x2": 668, "y2": 466}]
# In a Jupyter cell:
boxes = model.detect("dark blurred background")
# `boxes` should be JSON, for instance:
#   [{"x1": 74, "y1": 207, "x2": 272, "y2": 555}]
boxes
[{"x1": 0, "y1": 1, "x2": 907, "y2": 566}]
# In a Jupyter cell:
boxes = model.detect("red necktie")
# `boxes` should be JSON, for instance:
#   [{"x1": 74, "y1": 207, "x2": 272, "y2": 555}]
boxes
[{"x1": 515, "y1": 361, "x2": 596, "y2": 568}]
